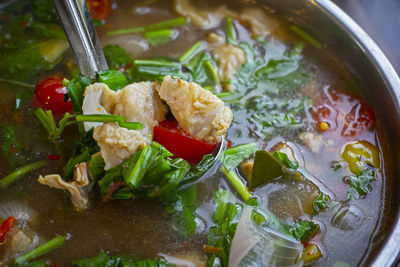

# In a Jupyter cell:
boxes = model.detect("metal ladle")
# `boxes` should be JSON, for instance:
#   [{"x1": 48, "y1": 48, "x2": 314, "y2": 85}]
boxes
[
  {"x1": 52, "y1": 0, "x2": 107, "y2": 78},
  {"x1": 51, "y1": 0, "x2": 225, "y2": 172}
]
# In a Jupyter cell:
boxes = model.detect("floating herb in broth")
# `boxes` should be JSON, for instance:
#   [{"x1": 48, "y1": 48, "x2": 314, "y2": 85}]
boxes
[{"x1": 0, "y1": 0, "x2": 388, "y2": 266}]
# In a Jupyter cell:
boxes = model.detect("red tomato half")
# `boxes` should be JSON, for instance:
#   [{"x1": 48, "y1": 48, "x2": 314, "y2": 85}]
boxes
[
  {"x1": 86, "y1": 0, "x2": 111, "y2": 20},
  {"x1": 153, "y1": 120, "x2": 217, "y2": 164},
  {"x1": 308, "y1": 87, "x2": 375, "y2": 138},
  {"x1": 34, "y1": 76, "x2": 73, "y2": 114}
]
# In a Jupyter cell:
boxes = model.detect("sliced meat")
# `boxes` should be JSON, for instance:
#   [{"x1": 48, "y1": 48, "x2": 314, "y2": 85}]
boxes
[
  {"x1": 174, "y1": 0, "x2": 235, "y2": 29},
  {"x1": 208, "y1": 35, "x2": 246, "y2": 91},
  {"x1": 38, "y1": 162, "x2": 91, "y2": 210},
  {"x1": 157, "y1": 76, "x2": 233, "y2": 141},
  {"x1": 93, "y1": 123, "x2": 149, "y2": 169},
  {"x1": 239, "y1": 8, "x2": 280, "y2": 37},
  {"x1": 113, "y1": 82, "x2": 168, "y2": 135}
]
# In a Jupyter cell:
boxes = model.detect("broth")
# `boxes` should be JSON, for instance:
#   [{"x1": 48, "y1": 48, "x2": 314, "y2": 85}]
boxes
[{"x1": 0, "y1": 0, "x2": 391, "y2": 266}]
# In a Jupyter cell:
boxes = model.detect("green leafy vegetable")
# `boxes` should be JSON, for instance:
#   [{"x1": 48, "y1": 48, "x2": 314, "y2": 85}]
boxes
[
  {"x1": 65, "y1": 76, "x2": 92, "y2": 114},
  {"x1": 98, "y1": 142, "x2": 190, "y2": 201},
  {"x1": 0, "y1": 160, "x2": 48, "y2": 188},
  {"x1": 106, "y1": 17, "x2": 187, "y2": 36},
  {"x1": 89, "y1": 155, "x2": 106, "y2": 181},
  {"x1": 97, "y1": 70, "x2": 128, "y2": 91},
  {"x1": 291, "y1": 220, "x2": 319, "y2": 243},
  {"x1": 0, "y1": 1, "x2": 65, "y2": 81},
  {"x1": 181, "y1": 154, "x2": 215, "y2": 186},
  {"x1": 220, "y1": 143, "x2": 258, "y2": 171},
  {"x1": 312, "y1": 192, "x2": 330, "y2": 214},
  {"x1": 250, "y1": 150, "x2": 283, "y2": 189},
  {"x1": 167, "y1": 185, "x2": 198, "y2": 238},
  {"x1": 272, "y1": 151, "x2": 299, "y2": 169},
  {"x1": 346, "y1": 168, "x2": 375, "y2": 200},
  {"x1": 103, "y1": 44, "x2": 133, "y2": 70},
  {"x1": 15, "y1": 235, "x2": 66, "y2": 265},
  {"x1": 205, "y1": 189, "x2": 242, "y2": 267}
]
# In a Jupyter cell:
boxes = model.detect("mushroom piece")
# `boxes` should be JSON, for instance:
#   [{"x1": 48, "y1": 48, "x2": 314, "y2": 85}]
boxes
[{"x1": 38, "y1": 162, "x2": 92, "y2": 210}]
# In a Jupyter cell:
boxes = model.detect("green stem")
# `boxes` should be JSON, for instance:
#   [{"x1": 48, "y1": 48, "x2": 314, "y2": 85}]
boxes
[
  {"x1": 118, "y1": 122, "x2": 144, "y2": 130},
  {"x1": 75, "y1": 114, "x2": 126, "y2": 123},
  {"x1": 290, "y1": 25, "x2": 322, "y2": 49},
  {"x1": 0, "y1": 160, "x2": 48, "y2": 188},
  {"x1": 15, "y1": 235, "x2": 66, "y2": 264},
  {"x1": 225, "y1": 17, "x2": 236, "y2": 44},
  {"x1": 134, "y1": 59, "x2": 181, "y2": 69},
  {"x1": 220, "y1": 166, "x2": 252, "y2": 201},
  {"x1": 0, "y1": 78, "x2": 35, "y2": 88},
  {"x1": 204, "y1": 60, "x2": 221, "y2": 87},
  {"x1": 107, "y1": 17, "x2": 187, "y2": 36},
  {"x1": 179, "y1": 41, "x2": 205, "y2": 63}
]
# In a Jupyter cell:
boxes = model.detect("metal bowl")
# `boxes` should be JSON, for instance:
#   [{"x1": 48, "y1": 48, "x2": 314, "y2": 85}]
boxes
[{"x1": 255, "y1": 0, "x2": 400, "y2": 265}]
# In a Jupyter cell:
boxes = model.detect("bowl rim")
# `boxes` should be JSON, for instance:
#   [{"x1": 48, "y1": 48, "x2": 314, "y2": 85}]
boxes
[{"x1": 315, "y1": 0, "x2": 400, "y2": 265}]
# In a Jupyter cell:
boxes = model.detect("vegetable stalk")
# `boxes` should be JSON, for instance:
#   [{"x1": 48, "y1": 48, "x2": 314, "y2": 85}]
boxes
[
  {"x1": 0, "y1": 160, "x2": 48, "y2": 188},
  {"x1": 15, "y1": 235, "x2": 66, "y2": 264}
]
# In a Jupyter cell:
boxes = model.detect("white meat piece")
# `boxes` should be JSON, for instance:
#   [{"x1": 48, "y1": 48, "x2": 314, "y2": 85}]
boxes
[
  {"x1": 82, "y1": 83, "x2": 117, "y2": 131},
  {"x1": 209, "y1": 35, "x2": 246, "y2": 92},
  {"x1": 174, "y1": 0, "x2": 235, "y2": 29},
  {"x1": 113, "y1": 82, "x2": 168, "y2": 135},
  {"x1": 157, "y1": 76, "x2": 233, "y2": 141},
  {"x1": 38, "y1": 162, "x2": 91, "y2": 210},
  {"x1": 239, "y1": 8, "x2": 280, "y2": 37},
  {"x1": 93, "y1": 123, "x2": 149, "y2": 169}
]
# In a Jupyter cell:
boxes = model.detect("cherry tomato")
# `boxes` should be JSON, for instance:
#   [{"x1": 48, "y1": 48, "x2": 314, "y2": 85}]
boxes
[
  {"x1": 308, "y1": 88, "x2": 375, "y2": 138},
  {"x1": 86, "y1": 0, "x2": 111, "y2": 21},
  {"x1": 341, "y1": 140, "x2": 380, "y2": 174},
  {"x1": 153, "y1": 120, "x2": 217, "y2": 164},
  {"x1": 0, "y1": 216, "x2": 16, "y2": 241},
  {"x1": 34, "y1": 76, "x2": 73, "y2": 114}
]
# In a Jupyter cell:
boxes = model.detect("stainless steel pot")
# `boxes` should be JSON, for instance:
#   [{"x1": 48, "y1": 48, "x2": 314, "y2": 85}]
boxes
[{"x1": 255, "y1": 0, "x2": 400, "y2": 265}]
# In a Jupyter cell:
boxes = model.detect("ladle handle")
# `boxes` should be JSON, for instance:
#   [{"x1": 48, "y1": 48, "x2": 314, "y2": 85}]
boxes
[{"x1": 52, "y1": 0, "x2": 108, "y2": 78}]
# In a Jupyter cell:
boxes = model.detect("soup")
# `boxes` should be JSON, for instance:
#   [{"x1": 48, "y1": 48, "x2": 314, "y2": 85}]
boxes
[{"x1": 0, "y1": 0, "x2": 391, "y2": 266}]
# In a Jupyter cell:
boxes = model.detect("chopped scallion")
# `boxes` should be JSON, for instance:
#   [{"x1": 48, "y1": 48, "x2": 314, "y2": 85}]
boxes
[
  {"x1": 15, "y1": 235, "x2": 66, "y2": 265},
  {"x1": 145, "y1": 29, "x2": 174, "y2": 46},
  {"x1": 0, "y1": 160, "x2": 48, "y2": 188},
  {"x1": 204, "y1": 60, "x2": 221, "y2": 87},
  {"x1": 75, "y1": 114, "x2": 126, "y2": 123},
  {"x1": 179, "y1": 41, "x2": 206, "y2": 63},
  {"x1": 106, "y1": 17, "x2": 187, "y2": 36},
  {"x1": 118, "y1": 122, "x2": 144, "y2": 130},
  {"x1": 134, "y1": 59, "x2": 181, "y2": 70},
  {"x1": 225, "y1": 17, "x2": 236, "y2": 44},
  {"x1": 290, "y1": 25, "x2": 323, "y2": 49},
  {"x1": 221, "y1": 166, "x2": 252, "y2": 201}
]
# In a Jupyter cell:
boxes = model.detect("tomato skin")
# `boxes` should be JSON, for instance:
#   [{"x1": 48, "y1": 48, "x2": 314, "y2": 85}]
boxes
[
  {"x1": 34, "y1": 76, "x2": 73, "y2": 114},
  {"x1": 86, "y1": 0, "x2": 111, "y2": 20},
  {"x1": 153, "y1": 120, "x2": 217, "y2": 164},
  {"x1": 0, "y1": 216, "x2": 16, "y2": 241},
  {"x1": 309, "y1": 88, "x2": 375, "y2": 138}
]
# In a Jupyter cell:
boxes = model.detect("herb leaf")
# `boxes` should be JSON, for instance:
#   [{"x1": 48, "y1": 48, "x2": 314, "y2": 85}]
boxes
[{"x1": 347, "y1": 168, "x2": 375, "y2": 200}]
